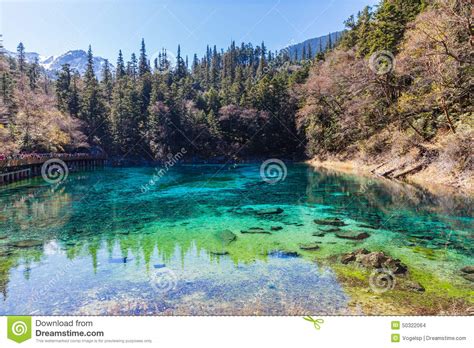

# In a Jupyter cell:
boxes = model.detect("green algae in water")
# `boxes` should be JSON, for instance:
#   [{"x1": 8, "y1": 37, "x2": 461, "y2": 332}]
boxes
[{"x1": 0, "y1": 164, "x2": 472, "y2": 315}]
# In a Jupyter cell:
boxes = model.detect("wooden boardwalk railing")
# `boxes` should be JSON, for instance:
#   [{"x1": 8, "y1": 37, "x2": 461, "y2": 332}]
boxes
[{"x1": 0, "y1": 154, "x2": 106, "y2": 185}]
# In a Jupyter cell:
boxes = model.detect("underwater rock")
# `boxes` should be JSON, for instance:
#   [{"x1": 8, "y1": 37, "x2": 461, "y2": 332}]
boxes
[
  {"x1": 312, "y1": 232, "x2": 325, "y2": 237},
  {"x1": 108, "y1": 257, "x2": 132, "y2": 264},
  {"x1": 408, "y1": 233, "x2": 434, "y2": 241},
  {"x1": 210, "y1": 251, "x2": 229, "y2": 256},
  {"x1": 341, "y1": 248, "x2": 369, "y2": 264},
  {"x1": 256, "y1": 208, "x2": 284, "y2": 215},
  {"x1": 216, "y1": 230, "x2": 237, "y2": 244},
  {"x1": 336, "y1": 231, "x2": 370, "y2": 240},
  {"x1": 460, "y1": 266, "x2": 474, "y2": 274},
  {"x1": 233, "y1": 207, "x2": 255, "y2": 214},
  {"x1": 268, "y1": 250, "x2": 300, "y2": 258},
  {"x1": 284, "y1": 222, "x2": 304, "y2": 227},
  {"x1": 341, "y1": 253, "x2": 355, "y2": 264},
  {"x1": 270, "y1": 226, "x2": 283, "y2": 231},
  {"x1": 241, "y1": 229, "x2": 271, "y2": 235},
  {"x1": 0, "y1": 250, "x2": 12, "y2": 257},
  {"x1": 314, "y1": 217, "x2": 346, "y2": 226},
  {"x1": 341, "y1": 249, "x2": 408, "y2": 275},
  {"x1": 462, "y1": 273, "x2": 474, "y2": 282},
  {"x1": 10, "y1": 240, "x2": 43, "y2": 248},
  {"x1": 357, "y1": 224, "x2": 378, "y2": 229},
  {"x1": 299, "y1": 243, "x2": 320, "y2": 251},
  {"x1": 318, "y1": 227, "x2": 341, "y2": 233},
  {"x1": 405, "y1": 281, "x2": 425, "y2": 293},
  {"x1": 358, "y1": 251, "x2": 387, "y2": 268}
]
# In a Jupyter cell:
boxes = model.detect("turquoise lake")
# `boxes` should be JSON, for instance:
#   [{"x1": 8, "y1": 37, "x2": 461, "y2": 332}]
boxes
[{"x1": 0, "y1": 164, "x2": 472, "y2": 315}]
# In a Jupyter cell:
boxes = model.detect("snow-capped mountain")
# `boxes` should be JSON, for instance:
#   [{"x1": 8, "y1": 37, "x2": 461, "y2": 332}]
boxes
[
  {"x1": 5, "y1": 50, "x2": 42, "y2": 64},
  {"x1": 41, "y1": 50, "x2": 112, "y2": 76},
  {"x1": 5, "y1": 49, "x2": 111, "y2": 78}
]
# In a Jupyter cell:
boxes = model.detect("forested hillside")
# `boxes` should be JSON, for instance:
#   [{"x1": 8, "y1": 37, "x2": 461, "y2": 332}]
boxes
[
  {"x1": 298, "y1": 0, "x2": 472, "y2": 188},
  {"x1": 1, "y1": 38, "x2": 310, "y2": 160},
  {"x1": 0, "y1": 0, "x2": 472, "y2": 187}
]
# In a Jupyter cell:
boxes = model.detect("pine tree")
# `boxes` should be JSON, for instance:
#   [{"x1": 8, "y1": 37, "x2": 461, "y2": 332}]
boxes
[
  {"x1": 354, "y1": 7, "x2": 373, "y2": 56},
  {"x1": 256, "y1": 41, "x2": 266, "y2": 76},
  {"x1": 340, "y1": 14, "x2": 358, "y2": 49},
  {"x1": 327, "y1": 33, "x2": 333, "y2": 50},
  {"x1": 192, "y1": 54, "x2": 199, "y2": 74},
  {"x1": 27, "y1": 57, "x2": 40, "y2": 89},
  {"x1": 112, "y1": 77, "x2": 142, "y2": 154},
  {"x1": 365, "y1": 0, "x2": 423, "y2": 54},
  {"x1": 69, "y1": 72, "x2": 80, "y2": 117},
  {"x1": 127, "y1": 53, "x2": 138, "y2": 79},
  {"x1": 17, "y1": 42, "x2": 26, "y2": 73},
  {"x1": 138, "y1": 38, "x2": 150, "y2": 76},
  {"x1": 316, "y1": 39, "x2": 325, "y2": 60},
  {"x1": 101, "y1": 59, "x2": 113, "y2": 102},
  {"x1": 210, "y1": 45, "x2": 219, "y2": 87},
  {"x1": 56, "y1": 64, "x2": 72, "y2": 112},
  {"x1": 175, "y1": 45, "x2": 186, "y2": 79},
  {"x1": 80, "y1": 45, "x2": 111, "y2": 146},
  {"x1": 307, "y1": 43, "x2": 312, "y2": 60},
  {"x1": 116, "y1": 50, "x2": 126, "y2": 78},
  {"x1": 84, "y1": 45, "x2": 95, "y2": 83}
]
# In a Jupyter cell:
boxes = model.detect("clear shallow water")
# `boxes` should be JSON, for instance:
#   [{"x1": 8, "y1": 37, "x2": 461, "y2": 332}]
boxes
[{"x1": 0, "y1": 164, "x2": 472, "y2": 315}]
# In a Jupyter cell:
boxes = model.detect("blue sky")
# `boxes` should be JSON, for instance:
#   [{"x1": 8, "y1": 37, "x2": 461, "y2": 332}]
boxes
[{"x1": 1, "y1": 0, "x2": 378, "y2": 61}]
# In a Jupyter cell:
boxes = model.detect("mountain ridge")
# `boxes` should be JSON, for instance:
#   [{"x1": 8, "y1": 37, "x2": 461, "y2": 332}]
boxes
[
  {"x1": 284, "y1": 31, "x2": 343, "y2": 60},
  {"x1": 4, "y1": 32, "x2": 343, "y2": 78},
  {"x1": 5, "y1": 49, "x2": 111, "y2": 77}
]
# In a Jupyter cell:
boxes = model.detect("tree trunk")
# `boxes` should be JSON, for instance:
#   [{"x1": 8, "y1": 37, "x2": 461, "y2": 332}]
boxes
[{"x1": 441, "y1": 97, "x2": 456, "y2": 134}]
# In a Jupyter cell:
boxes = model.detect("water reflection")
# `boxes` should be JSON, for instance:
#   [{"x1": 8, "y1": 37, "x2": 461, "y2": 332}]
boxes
[{"x1": 0, "y1": 164, "x2": 472, "y2": 314}]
